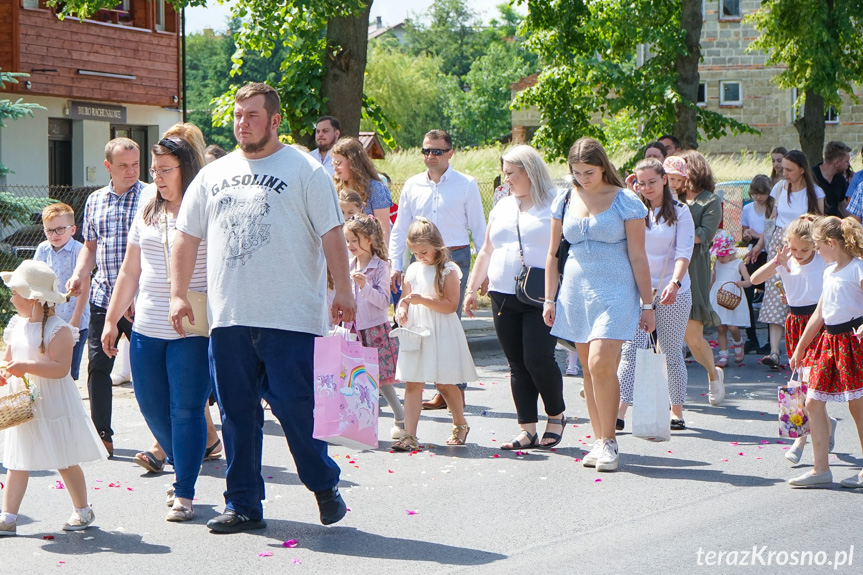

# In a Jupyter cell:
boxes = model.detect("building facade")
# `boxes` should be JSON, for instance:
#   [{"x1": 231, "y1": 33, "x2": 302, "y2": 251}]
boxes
[
  {"x1": 511, "y1": 1, "x2": 863, "y2": 154},
  {"x1": 0, "y1": 0, "x2": 183, "y2": 187}
]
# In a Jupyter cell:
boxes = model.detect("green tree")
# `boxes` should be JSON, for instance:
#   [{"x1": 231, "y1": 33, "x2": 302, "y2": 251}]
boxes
[
  {"x1": 404, "y1": 0, "x2": 484, "y2": 82},
  {"x1": 0, "y1": 71, "x2": 44, "y2": 177},
  {"x1": 748, "y1": 0, "x2": 863, "y2": 164},
  {"x1": 52, "y1": 0, "x2": 389, "y2": 149},
  {"x1": 514, "y1": 0, "x2": 756, "y2": 161},
  {"x1": 184, "y1": 30, "x2": 236, "y2": 150},
  {"x1": 446, "y1": 43, "x2": 530, "y2": 147},
  {"x1": 361, "y1": 41, "x2": 459, "y2": 149}
]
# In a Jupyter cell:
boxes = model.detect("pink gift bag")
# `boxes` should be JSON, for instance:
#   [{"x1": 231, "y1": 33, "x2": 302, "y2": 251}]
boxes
[{"x1": 313, "y1": 334, "x2": 380, "y2": 450}]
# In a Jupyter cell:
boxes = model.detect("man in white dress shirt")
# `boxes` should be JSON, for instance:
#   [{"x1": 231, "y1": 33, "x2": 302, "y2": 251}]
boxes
[
  {"x1": 309, "y1": 116, "x2": 340, "y2": 176},
  {"x1": 389, "y1": 129, "x2": 487, "y2": 410}
]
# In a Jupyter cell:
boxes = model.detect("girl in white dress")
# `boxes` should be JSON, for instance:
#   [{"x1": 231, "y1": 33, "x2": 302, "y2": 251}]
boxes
[
  {"x1": 393, "y1": 218, "x2": 477, "y2": 451},
  {"x1": 0, "y1": 261, "x2": 106, "y2": 536},
  {"x1": 709, "y1": 231, "x2": 752, "y2": 366}
]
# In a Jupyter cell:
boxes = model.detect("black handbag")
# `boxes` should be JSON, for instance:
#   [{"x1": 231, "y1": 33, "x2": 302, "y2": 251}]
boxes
[
  {"x1": 515, "y1": 207, "x2": 546, "y2": 307},
  {"x1": 556, "y1": 189, "x2": 573, "y2": 275}
]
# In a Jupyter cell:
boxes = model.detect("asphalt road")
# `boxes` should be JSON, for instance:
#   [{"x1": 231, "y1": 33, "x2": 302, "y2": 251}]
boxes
[{"x1": 1, "y1": 345, "x2": 861, "y2": 574}]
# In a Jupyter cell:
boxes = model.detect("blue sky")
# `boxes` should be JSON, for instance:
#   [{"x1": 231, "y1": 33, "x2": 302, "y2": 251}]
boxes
[{"x1": 184, "y1": 0, "x2": 521, "y2": 34}]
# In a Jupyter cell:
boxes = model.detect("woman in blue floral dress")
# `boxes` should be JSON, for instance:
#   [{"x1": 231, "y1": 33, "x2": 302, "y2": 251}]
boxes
[{"x1": 544, "y1": 138, "x2": 655, "y2": 472}]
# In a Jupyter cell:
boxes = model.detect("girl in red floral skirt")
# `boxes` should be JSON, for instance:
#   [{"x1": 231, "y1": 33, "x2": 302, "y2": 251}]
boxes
[
  {"x1": 788, "y1": 216, "x2": 863, "y2": 488},
  {"x1": 343, "y1": 214, "x2": 406, "y2": 441},
  {"x1": 750, "y1": 215, "x2": 834, "y2": 464}
]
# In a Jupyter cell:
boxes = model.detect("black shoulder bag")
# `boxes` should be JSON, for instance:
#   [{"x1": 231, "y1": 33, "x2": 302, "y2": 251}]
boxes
[
  {"x1": 515, "y1": 207, "x2": 546, "y2": 307},
  {"x1": 556, "y1": 189, "x2": 573, "y2": 275}
]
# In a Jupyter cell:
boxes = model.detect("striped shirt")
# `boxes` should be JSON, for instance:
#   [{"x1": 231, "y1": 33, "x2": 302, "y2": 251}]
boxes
[
  {"x1": 82, "y1": 181, "x2": 143, "y2": 308},
  {"x1": 128, "y1": 209, "x2": 208, "y2": 340}
]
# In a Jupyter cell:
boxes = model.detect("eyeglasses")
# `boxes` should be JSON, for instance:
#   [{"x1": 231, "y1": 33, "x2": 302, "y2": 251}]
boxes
[
  {"x1": 44, "y1": 225, "x2": 72, "y2": 236},
  {"x1": 421, "y1": 148, "x2": 451, "y2": 157},
  {"x1": 149, "y1": 166, "x2": 180, "y2": 178}
]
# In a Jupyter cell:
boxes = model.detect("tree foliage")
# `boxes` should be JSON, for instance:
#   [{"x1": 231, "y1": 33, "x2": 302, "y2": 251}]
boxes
[
  {"x1": 748, "y1": 0, "x2": 863, "y2": 163},
  {"x1": 0, "y1": 71, "x2": 45, "y2": 177},
  {"x1": 514, "y1": 0, "x2": 757, "y2": 161}
]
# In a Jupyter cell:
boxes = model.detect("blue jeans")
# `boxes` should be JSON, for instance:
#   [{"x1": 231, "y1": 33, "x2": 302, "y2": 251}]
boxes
[
  {"x1": 209, "y1": 326, "x2": 340, "y2": 520},
  {"x1": 71, "y1": 328, "x2": 88, "y2": 381},
  {"x1": 130, "y1": 332, "x2": 211, "y2": 501}
]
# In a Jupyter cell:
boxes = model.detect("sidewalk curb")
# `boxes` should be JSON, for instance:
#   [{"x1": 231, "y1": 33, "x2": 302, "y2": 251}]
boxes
[{"x1": 467, "y1": 334, "x2": 501, "y2": 355}]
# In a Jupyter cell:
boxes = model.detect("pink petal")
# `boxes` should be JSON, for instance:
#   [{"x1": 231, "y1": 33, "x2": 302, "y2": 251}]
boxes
[
  {"x1": 406, "y1": 510, "x2": 418, "y2": 515},
  {"x1": 721, "y1": 458, "x2": 728, "y2": 461},
  {"x1": 594, "y1": 478, "x2": 602, "y2": 482},
  {"x1": 760, "y1": 440, "x2": 770, "y2": 444},
  {"x1": 282, "y1": 540, "x2": 299, "y2": 548},
  {"x1": 738, "y1": 452, "x2": 745, "y2": 456},
  {"x1": 346, "y1": 507, "x2": 352, "y2": 512},
  {"x1": 492, "y1": 454, "x2": 500, "y2": 458},
  {"x1": 127, "y1": 487, "x2": 134, "y2": 491},
  {"x1": 388, "y1": 470, "x2": 394, "y2": 473},
  {"x1": 43, "y1": 535, "x2": 55, "y2": 540},
  {"x1": 292, "y1": 559, "x2": 302, "y2": 565},
  {"x1": 258, "y1": 551, "x2": 274, "y2": 557},
  {"x1": 729, "y1": 442, "x2": 738, "y2": 445},
  {"x1": 574, "y1": 458, "x2": 581, "y2": 462}
]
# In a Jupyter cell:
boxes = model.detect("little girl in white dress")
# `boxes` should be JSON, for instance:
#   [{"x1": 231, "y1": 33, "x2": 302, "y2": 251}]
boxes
[
  {"x1": 0, "y1": 260, "x2": 106, "y2": 536},
  {"x1": 393, "y1": 219, "x2": 477, "y2": 451},
  {"x1": 709, "y1": 231, "x2": 752, "y2": 366}
]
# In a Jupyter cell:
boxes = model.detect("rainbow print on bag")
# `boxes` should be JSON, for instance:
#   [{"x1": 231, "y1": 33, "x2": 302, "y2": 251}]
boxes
[{"x1": 340, "y1": 365, "x2": 378, "y2": 397}]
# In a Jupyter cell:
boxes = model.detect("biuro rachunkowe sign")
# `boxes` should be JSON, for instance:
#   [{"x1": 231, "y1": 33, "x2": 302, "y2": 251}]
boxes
[{"x1": 69, "y1": 101, "x2": 127, "y2": 123}]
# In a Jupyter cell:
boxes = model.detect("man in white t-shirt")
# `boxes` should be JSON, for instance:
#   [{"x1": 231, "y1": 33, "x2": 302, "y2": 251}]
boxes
[
  {"x1": 308, "y1": 116, "x2": 340, "y2": 176},
  {"x1": 170, "y1": 83, "x2": 355, "y2": 534}
]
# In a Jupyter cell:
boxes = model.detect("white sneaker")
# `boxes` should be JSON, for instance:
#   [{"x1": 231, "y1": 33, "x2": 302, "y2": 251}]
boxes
[
  {"x1": 788, "y1": 469, "x2": 832, "y2": 488},
  {"x1": 582, "y1": 440, "x2": 603, "y2": 468},
  {"x1": 111, "y1": 373, "x2": 131, "y2": 386},
  {"x1": 596, "y1": 439, "x2": 620, "y2": 472},
  {"x1": 708, "y1": 367, "x2": 725, "y2": 406},
  {"x1": 62, "y1": 506, "x2": 95, "y2": 531},
  {"x1": 391, "y1": 421, "x2": 408, "y2": 440},
  {"x1": 785, "y1": 436, "x2": 807, "y2": 464},
  {"x1": 829, "y1": 417, "x2": 838, "y2": 453},
  {"x1": 565, "y1": 363, "x2": 581, "y2": 376},
  {"x1": 840, "y1": 471, "x2": 863, "y2": 488}
]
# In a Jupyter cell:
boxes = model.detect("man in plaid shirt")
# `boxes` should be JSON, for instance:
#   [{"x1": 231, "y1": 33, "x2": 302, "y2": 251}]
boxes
[{"x1": 67, "y1": 137, "x2": 144, "y2": 457}]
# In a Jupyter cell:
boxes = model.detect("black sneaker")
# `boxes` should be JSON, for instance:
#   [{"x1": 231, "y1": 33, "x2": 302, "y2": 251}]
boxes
[
  {"x1": 315, "y1": 486, "x2": 347, "y2": 525},
  {"x1": 207, "y1": 510, "x2": 266, "y2": 533}
]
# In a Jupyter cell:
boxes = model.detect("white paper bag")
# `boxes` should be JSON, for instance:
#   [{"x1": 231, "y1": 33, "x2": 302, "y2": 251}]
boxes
[{"x1": 632, "y1": 340, "x2": 671, "y2": 442}]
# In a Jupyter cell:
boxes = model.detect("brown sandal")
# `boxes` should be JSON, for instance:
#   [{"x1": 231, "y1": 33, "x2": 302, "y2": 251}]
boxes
[{"x1": 392, "y1": 434, "x2": 418, "y2": 452}]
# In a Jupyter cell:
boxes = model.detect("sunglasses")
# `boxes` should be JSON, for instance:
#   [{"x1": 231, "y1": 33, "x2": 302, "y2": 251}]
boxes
[{"x1": 421, "y1": 148, "x2": 451, "y2": 157}]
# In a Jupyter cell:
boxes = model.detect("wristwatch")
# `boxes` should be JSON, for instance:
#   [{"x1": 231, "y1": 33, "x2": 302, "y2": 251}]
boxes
[
  {"x1": 670, "y1": 279, "x2": 682, "y2": 288},
  {"x1": 641, "y1": 303, "x2": 654, "y2": 311}
]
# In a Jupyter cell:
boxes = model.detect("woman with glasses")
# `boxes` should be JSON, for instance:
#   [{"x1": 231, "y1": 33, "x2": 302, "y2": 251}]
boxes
[
  {"x1": 331, "y1": 138, "x2": 394, "y2": 245},
  {"x1": 101, "y1": 137, "x2": 210, "y2": 522},
  {"x1": 617, "y1": 158, "x2": 695, "y2": 430}
]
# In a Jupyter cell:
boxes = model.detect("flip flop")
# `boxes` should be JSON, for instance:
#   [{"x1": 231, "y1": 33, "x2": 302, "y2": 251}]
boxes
[
  {"x1": 500, "y1": 430, "x2": 538, "y2": 450},
  {"x1": 133, "y1": 451, "x2": 166, "y2": 473},
  {"x1": 670, "y1": 418, "x2": 686, "y2": 430},
  {"x1": 539, "y1": 416, "x2": 568, "y2": 449},
  {"x1": 204, "y1": 439, "x2": 222, "y2": 461}
]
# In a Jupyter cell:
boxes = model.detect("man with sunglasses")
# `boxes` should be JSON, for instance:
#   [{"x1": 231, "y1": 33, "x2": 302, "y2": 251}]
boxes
[
  {"x1": 66, "y1": 137, "x2": 144, "y2": 457},
  {"x1": 389, "y1": 129, "x2": 487, "y2": 410}
]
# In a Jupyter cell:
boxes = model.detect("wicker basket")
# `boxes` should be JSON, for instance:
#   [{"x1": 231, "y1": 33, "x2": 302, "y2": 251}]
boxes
[
  {"x1": 389, "y1": 326, "x2": 430, "y2": 351},
  {"x1": 716, "y1": 281, "x2": 743, "y2": 311},
  {"x1": 0, "y1": 375, "x2": 38, "y2": 431}
]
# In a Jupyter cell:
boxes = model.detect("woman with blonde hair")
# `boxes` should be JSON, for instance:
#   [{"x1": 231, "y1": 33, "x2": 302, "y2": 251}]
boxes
[
  {"x1": 331, "y1": 138, "x2": 394, "y2": 245},
  {"x1": 464, "y1": 145, "x2": 564, "y2": 449},
  {"x1": 544, "y1": 138, "x2": 654, "y2": 471}
]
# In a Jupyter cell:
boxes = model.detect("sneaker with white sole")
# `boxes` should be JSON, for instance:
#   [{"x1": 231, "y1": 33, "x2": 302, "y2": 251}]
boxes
[
  {"x1": 785, "y1": 437, "x2": 807, "y2": 464},
  {"x1": 788, "y1": 469, "x2": 832, "y2": 487},
  {"x1": 840, "y1": 471, "x2": 863, "y2": 488},
  {"x1": 708, "y1": 367, "x2": 725, "y2": 406},
  {"x1": 582, "y1": 440, "x2": 603, "y2": 468},
  {"x1": 596, "y1": 439, "x2": 620, "y2": 472},
  {"x1": 0, "y1": 520, "x2": 16, "y2": 537},
  {"x1": 62, "y1": 507, "x2": 95, "y2": 531}
]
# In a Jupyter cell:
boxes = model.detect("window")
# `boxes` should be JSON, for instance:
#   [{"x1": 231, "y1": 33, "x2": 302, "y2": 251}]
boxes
[
  {"x1": 721, "y1": 0, "x2": 742, "y2": 19},
  {"x1": 719, "y1": 81, "x2": 741, "y2": 106},
  {"x1": 697, "y1": 82, "x2": 707, "y2": 107},
  {"x1": 155, "y1": 0, "x2": 166, "y2": 31},
  {"x1": 792, "y1": 88, "x2": 839, "y2": 123}
]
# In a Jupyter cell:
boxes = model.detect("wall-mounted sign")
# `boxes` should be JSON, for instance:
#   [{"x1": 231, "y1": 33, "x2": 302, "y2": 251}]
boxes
[{"x1": 69, "y1": 101, "x2": 127, "y2": 123}]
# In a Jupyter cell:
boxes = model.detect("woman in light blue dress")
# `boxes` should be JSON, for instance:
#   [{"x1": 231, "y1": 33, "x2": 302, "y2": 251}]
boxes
[{"x1": 544, "y1": 138, "x2": 655, "y2": 473}]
